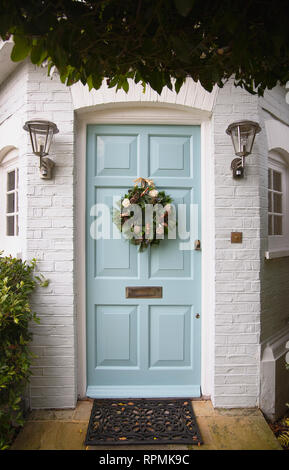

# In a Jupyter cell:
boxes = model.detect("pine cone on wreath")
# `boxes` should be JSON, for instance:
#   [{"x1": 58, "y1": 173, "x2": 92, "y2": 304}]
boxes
[{"x1": 130, "y1": 192, "x2": 140, "y2": 204}]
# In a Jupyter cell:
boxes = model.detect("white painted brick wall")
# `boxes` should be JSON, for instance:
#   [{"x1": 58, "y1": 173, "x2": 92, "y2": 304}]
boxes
[
  {"x1": 0, "y1": 61, "x2": 77, "y2": 408},
  {"x1": 213, "y1": 79, "x2": 262, "y2": 408},
  {"x1": 258, "y1": 87, "x2": 289, "y2": 344},
  {"x1": 0, "y1": 62, "x2": 30, "y2": 258},
  {"x1": 24, "y1": 63, "x2": 76, "y2": 409}
]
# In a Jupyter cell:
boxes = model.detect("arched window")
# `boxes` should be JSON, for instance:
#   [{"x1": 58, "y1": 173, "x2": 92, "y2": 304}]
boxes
[
  {"x1": 268, "y1": 150, "x2": 289, "y2": 251},
  {"x1": 0, "y1": 147, "x2": 21, "y2": 256}
]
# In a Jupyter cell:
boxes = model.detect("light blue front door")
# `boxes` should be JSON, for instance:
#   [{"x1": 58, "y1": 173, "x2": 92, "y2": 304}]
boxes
[{"x1": 86, "y1": 125, "x2": 201, "y2": 398}]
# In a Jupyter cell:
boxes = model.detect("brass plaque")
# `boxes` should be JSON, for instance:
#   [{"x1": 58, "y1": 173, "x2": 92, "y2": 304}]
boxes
[
  {"x1": 231, "y1": 231, "x2": 243, "y2": 243},
  {"x1": 126, "y1": 286, "x2": 163, "y2": 298}
]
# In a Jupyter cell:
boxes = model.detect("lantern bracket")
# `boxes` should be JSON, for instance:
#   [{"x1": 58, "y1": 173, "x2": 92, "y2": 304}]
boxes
[{"x1": 40, "y1": 156, "x2": 55, "y2": 179}]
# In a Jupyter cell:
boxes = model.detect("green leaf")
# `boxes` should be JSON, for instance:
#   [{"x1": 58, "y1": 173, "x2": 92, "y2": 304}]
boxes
[
  {"x1": 174, "y1": 77, "x2": 185, "y2": 93},
  {"x1": 134, "y1": 71, "x2": 142, "y2": 84},
  {"x1": 107, "y1": 76, "x2": 119, "y2": 89},
  {"x1": 30, "y1": 43, "x2": 47, "y2": 65},
  {"x1": 11, "y1": 36, "x2": 32, "y2": 62},
  {"x1": 148, "y1": 70, "x2": 165, "y2": 95},
  {"x1": 92, "y1": 75, "x2": 103, "y2": 90},
  {"x1": 86, "y1": 75, "x2": 94, "y2": 91},
  {"x1": 174, "y1": 0, "x2": 194, "y2": 16},
  {"x1": 122, "y1": 78, "x2": 129, "y2": 93}
]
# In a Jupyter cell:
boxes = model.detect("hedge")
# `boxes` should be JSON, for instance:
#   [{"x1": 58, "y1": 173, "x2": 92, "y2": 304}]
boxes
[{"x1": 0, "y1": 253, "x2": 47, "y2": 450}]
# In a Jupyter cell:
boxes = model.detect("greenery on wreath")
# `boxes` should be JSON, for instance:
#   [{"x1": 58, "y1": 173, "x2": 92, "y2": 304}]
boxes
[
  {"x1": 0, "y1": 253, "x2": 48, "y2": 450},
  {"x1": 113, "y1": 178, "x2": 175, "y2": 252}
]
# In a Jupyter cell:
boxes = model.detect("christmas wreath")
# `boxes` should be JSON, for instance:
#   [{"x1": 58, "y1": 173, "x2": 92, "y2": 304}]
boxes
[{"x1": 113, "y1": 177, "x2": 175, "y2": 251}]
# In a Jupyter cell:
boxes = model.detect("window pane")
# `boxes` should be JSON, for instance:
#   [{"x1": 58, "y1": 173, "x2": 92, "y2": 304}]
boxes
[
  {"x1": 273, "y1": 170, "x2": 282, "y2": 192},
  {"x1": 16, "y1": 215, "x2": 19, "y2": 236},
  {"x1": 7, "y1": 193, "x2": 15, "y2": 213},
  {"x1": 274, "y1": 215, "x2": 282, "y2": 235},
  {"x1": 7, "y1": 170, "x2": 15, "y2": 191},
  {"x1": 268, "y1": 215, "x2": 273, "y2": 235},
  {"x1": 273, "y1": 193, "x2": 282, "y2": 213},
  {"x1": 5, "y1": 167, "x2": 19, "y2": 237},
  {"x1": 268, "y1": 192, "x2": 272, "y2": 212},
  {"x1": 7, "y1": 216, "x2": 15, "y2": 236},
  {"x1": 268, "y1": 169, "x2": 272, "y2": 189}
]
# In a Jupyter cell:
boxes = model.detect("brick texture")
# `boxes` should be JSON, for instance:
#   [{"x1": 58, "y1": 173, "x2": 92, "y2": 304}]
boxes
[
  {"x1": 213, "y1": 80, "x2": 261, "y2": 408},
  {"x1": 259, "y1": 88, "x2": 289, "y2": 344},
  {"x1": 25, "y1": 63, "x2": 76, "y2": 408}
]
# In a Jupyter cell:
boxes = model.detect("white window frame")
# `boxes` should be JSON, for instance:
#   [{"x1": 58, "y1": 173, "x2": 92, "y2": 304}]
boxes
[
  {"x1": 268, "y1": 153, "x2": 289, "y2": 251},
  {"x1": 0, "y1": 149, "x2": 22, "y2": 257},
  {"x1": 6, "y1": 167, "x2": 19, "y2": 237}
]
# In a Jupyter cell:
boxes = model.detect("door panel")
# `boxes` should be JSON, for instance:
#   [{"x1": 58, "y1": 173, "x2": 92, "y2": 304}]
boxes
[
  {"x1": 96, "y1": 305, "x2": 139, "y2": 367},
  {"x1": 149, "y1": 306, "x2": 192, "y2": 367},
  {"x1": 149, "y1": 135, "x2": 192, "y2": 177},
  {"x1": 86, "y1": 125, "x2": 201, "y2": 398},
  {"x1": 96, "y1": 134, "x2": 138, "y2": 176},
  {"x1": 94, "y1": 187, "x2": 138, "y2": 277}
]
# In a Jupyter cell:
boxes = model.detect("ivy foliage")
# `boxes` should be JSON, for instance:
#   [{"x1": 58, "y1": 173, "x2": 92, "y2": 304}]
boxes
[
  {"x1": 0, "y1": 254, "x2": 47, "y2": 450},
  {"x1": 0, "y1": 0, "x2": 289, "y2": 95}
]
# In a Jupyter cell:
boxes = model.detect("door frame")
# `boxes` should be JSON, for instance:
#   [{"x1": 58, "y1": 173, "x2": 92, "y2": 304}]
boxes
[{"x1": 75, "y1": 103, "x2": 215, "y2": 401}]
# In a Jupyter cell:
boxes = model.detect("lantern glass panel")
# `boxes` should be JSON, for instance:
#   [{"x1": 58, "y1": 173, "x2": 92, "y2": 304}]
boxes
[
  {"x1": 28, "y1": 123, "x2": 53, "y2": 156},
  {"x1": 24, "y1": 120, "x2": 59, "y2": 157},
  {"x1": 230, "y1": 124, "x2": 256, "y2": 157}
]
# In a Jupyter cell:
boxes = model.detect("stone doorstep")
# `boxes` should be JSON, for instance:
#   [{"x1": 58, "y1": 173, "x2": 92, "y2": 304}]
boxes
[
  {"x1": 11, "y1": 399, "x2": 283, "y2": 451},
  {"x1": 27, "y1": 399, "x2": 94, "y2": 422}
]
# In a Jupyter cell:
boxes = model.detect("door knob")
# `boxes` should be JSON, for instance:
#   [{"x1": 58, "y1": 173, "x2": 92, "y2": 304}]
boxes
[{"x1": 194, "y1": 240, "x2": 201, "y2": 250}]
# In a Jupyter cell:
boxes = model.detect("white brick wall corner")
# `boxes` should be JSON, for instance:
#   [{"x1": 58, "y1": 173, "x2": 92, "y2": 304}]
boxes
[
  {"x1": 212, "y1": 80, "x2": 262, "y2": 408},
  {"x1": 25, "y1": 63, "x2": 76, "y2": 409}
]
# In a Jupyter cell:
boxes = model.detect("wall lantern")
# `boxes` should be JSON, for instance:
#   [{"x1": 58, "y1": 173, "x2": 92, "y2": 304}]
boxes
[
  {"x1": 23, "y1": 120, "x2": 59, "y2": 179},
  {"x1": 226, "y1": 120, "x2": 261, "y2": 178}
]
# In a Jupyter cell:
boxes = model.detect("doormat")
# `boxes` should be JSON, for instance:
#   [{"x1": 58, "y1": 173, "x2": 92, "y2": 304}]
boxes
[{"x1": 85, "y1": 398, "x2": 203, "y2": 446}]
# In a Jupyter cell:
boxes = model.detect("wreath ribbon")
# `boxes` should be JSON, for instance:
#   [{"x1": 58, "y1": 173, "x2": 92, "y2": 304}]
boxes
[{"x1": 134, "y1": 177, "x2": 155, "y2": 188}]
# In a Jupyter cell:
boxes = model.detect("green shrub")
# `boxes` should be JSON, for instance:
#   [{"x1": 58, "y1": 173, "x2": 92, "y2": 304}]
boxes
[{"x1": 0, "y1": 253, "x2": 47, "y2": 450}]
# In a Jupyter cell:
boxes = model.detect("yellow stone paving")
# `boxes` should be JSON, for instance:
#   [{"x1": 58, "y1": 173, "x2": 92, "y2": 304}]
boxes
[{"x1": 11, "y1": 399, "x2": 282, "y2": 451}]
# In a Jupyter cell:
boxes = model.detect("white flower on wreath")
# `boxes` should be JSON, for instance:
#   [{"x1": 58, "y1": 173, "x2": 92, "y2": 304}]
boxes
[
  {"x1": 156, "y1": 224, "x2": 164, "y2": 235},
  {"x1": 122, "y1": 198, "x2": 131, "y2": 208},
  {"x1": 149, "y1": 189, "x2": 158, "y2": 198},
  {"x1": 133, "y1": 225, "x2": 141, "y2": 235}
]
